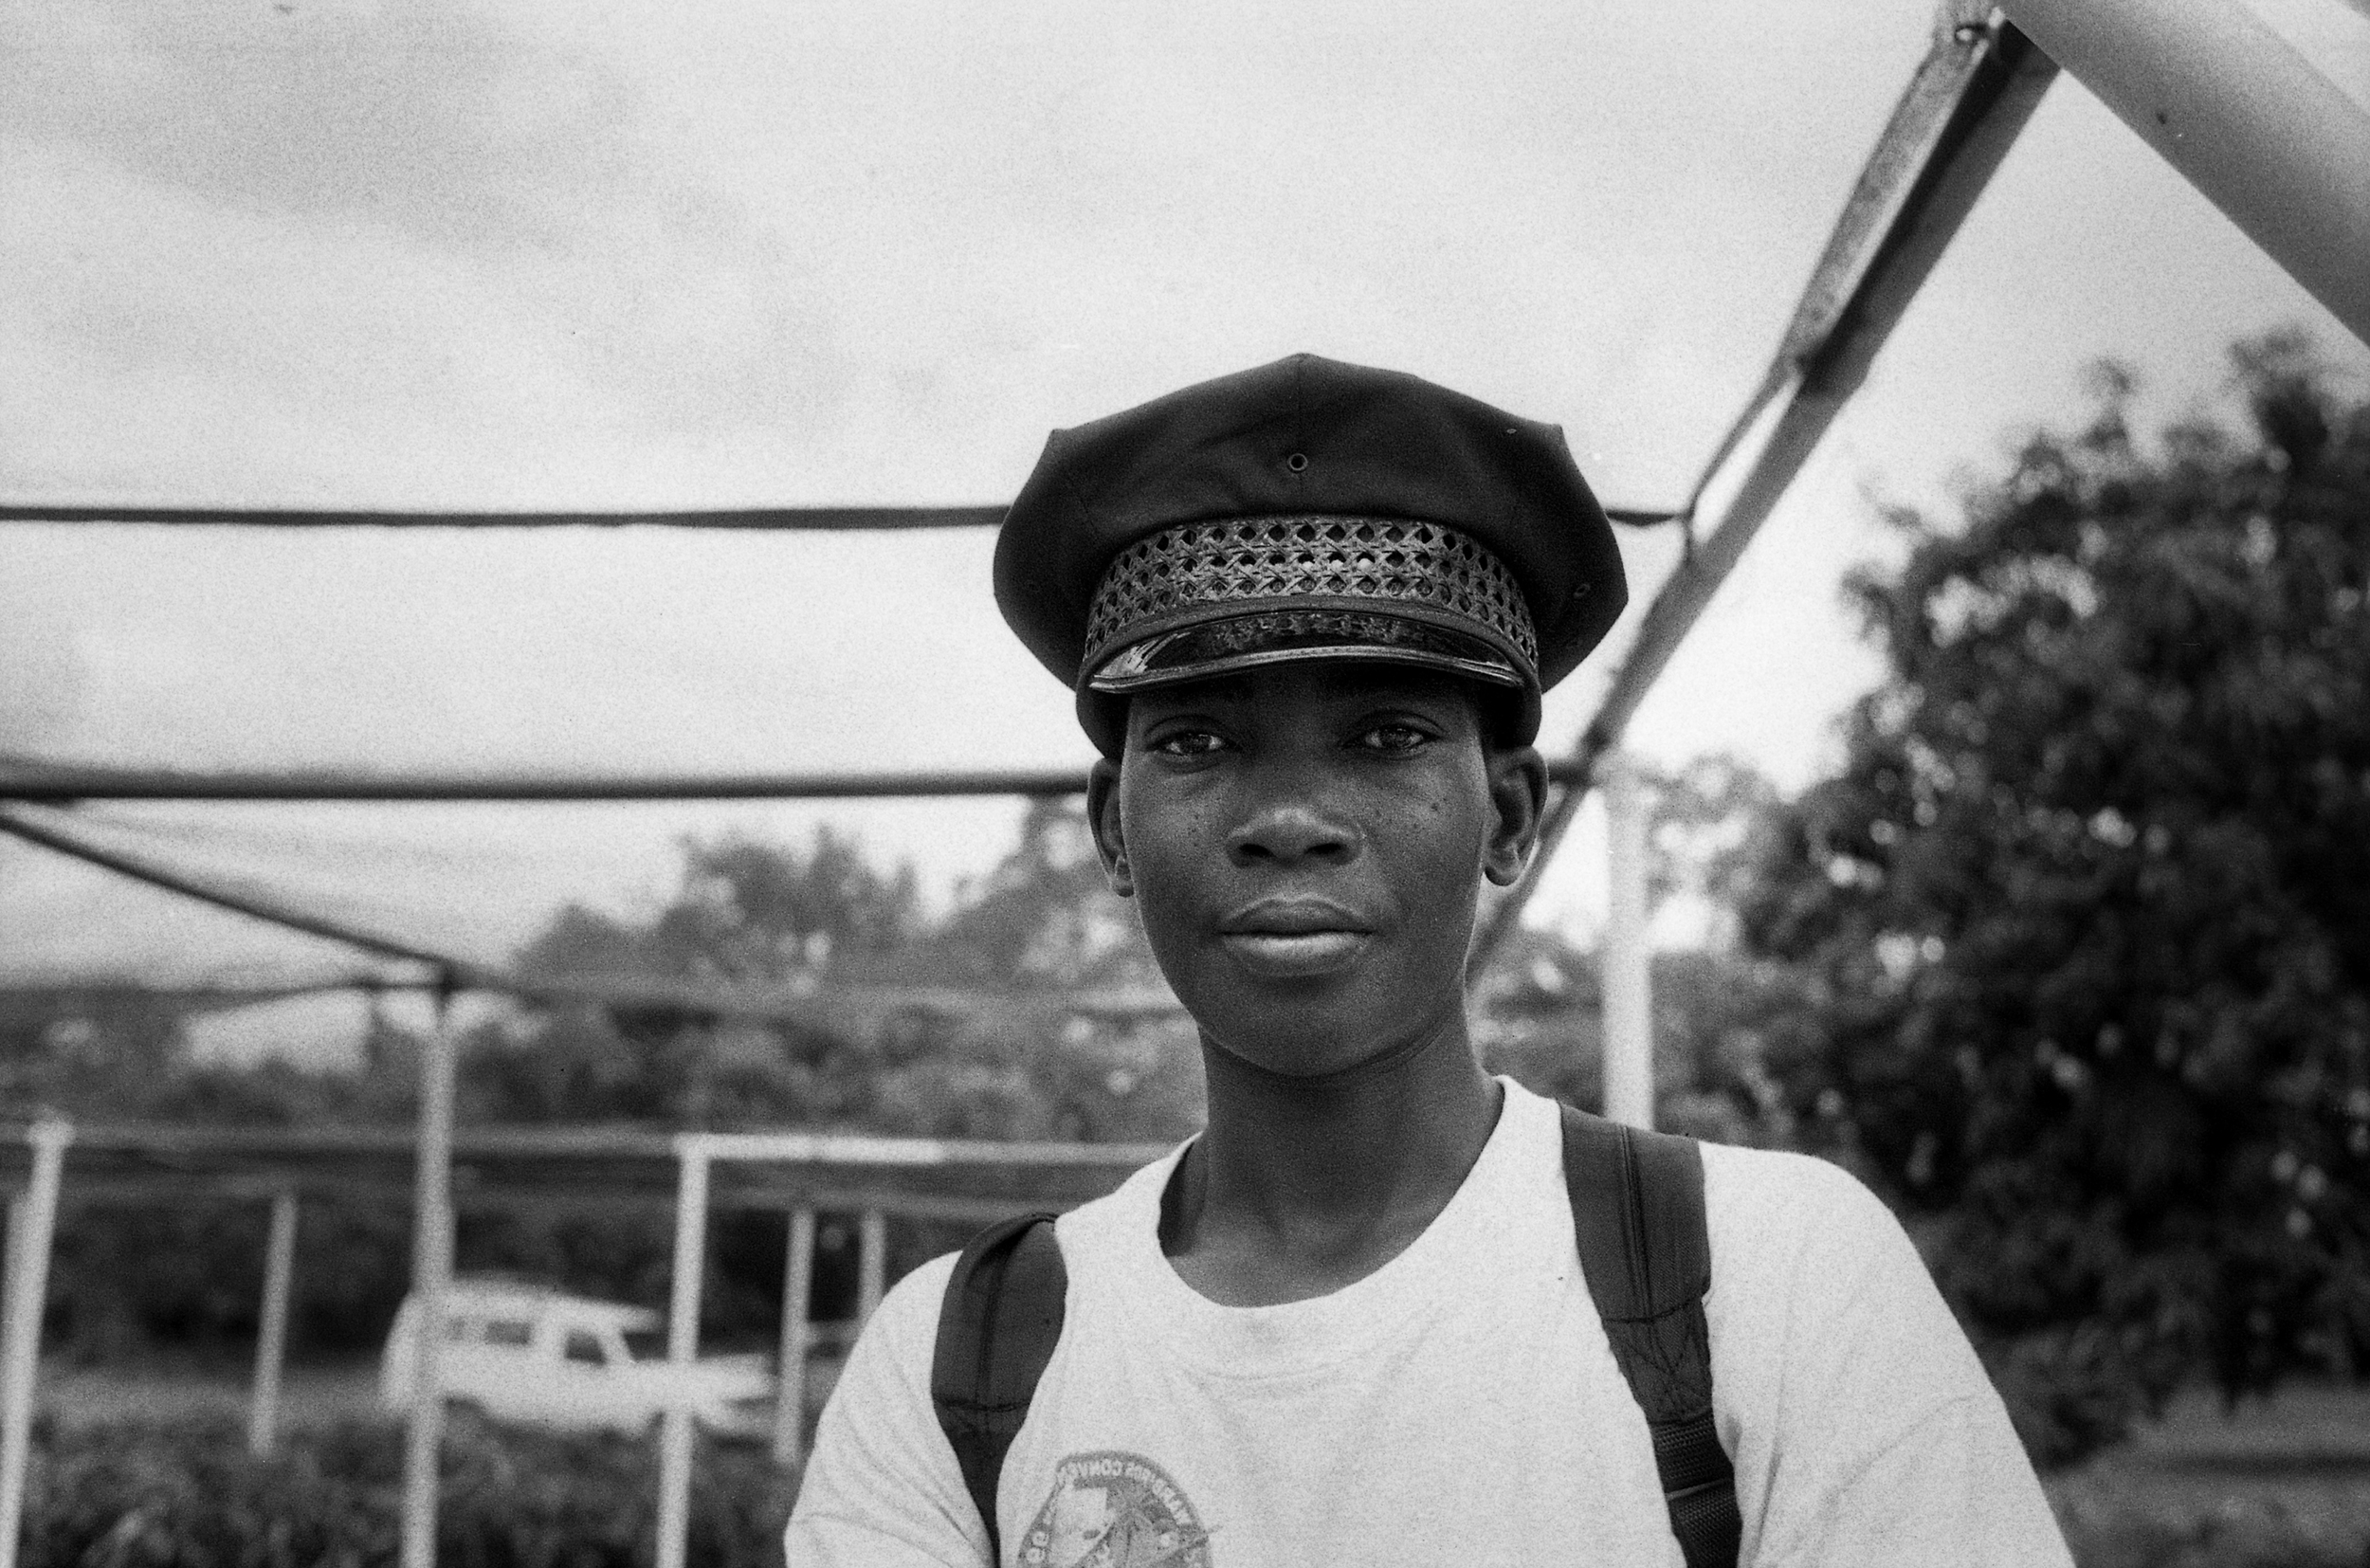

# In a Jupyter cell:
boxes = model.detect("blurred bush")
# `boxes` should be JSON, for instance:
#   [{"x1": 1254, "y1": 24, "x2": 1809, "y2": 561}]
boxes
[
  {"x1": 2052, "y1": 1490, "x2": 2370, "y2": 1568},
  {"x1": 24, "y1": 1416, "x2": 796, "y2": 1568}
]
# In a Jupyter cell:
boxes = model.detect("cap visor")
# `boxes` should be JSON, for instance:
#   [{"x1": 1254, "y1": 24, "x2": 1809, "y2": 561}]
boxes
[
  {"x1": 1089, "y1": 641, "x2": 1528, "y2": 693},
  {"x1": 1086, "y1": 607, "x2": 1527, "y2": 695}
]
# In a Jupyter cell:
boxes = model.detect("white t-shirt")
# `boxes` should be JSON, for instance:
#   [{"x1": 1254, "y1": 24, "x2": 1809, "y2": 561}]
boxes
[{"x1": 785, "y1": 1078, "x2": 2071, "y2": 1567}]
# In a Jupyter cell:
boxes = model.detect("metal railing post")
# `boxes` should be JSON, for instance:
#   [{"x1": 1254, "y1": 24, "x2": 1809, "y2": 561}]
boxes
[
  {"x1": 656, "y1": 1140, "x2": 713, "y2": 1568},
  {"x1": 1601, "y1": 756, "x2": 1655, "y2": 1130},
  {"x1": 0, "y1": 1119, "x2": 71, "y2": 1568},
  {"x1": 856, "y1": 1209, "x2": 887, "y2": 1325},
  {"x1": 400, "y1": 986, "x2": 460, "y2": 1568},
  {"x1": 773, "y1": 1207, "x2": 817, "y2": 1467},
  {"x1": 247, "y1": 1191, "x2": 301, "y2": 1456}
]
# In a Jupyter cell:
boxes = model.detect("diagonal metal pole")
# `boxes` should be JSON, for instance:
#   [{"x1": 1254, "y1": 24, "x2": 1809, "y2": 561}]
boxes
[
  {"x1": 1473, "y1": 11, "x2": 2058, "y2": 968},
  {"x1": 0, "y1": 803, "x2": 467, "y2": 973},
  {"x1": 2000, "y1": 0, "x2": 2370, "y2": 346}
]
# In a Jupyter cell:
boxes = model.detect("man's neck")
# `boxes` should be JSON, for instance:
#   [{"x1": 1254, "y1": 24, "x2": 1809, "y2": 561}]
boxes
[{"x1": 1158, "y1": 1010, "x2": 1504, "y2": 1307}]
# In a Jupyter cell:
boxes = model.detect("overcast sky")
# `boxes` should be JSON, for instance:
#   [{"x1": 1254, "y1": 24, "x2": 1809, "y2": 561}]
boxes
[{"x1": 3, "y1": 0, "x2": 2365, "y2": 1047}]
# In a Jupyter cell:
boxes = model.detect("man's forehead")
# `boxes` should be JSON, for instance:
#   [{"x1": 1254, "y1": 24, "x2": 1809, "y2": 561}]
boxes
[{"x1": 1128, "y1": 664, "x2": 1482, "y2": 714}]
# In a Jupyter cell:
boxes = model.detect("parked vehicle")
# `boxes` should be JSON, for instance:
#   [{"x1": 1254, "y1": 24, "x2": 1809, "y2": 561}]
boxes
[{"x1": 379, "y1": 1278, "x2": 775, "y2": 1439}]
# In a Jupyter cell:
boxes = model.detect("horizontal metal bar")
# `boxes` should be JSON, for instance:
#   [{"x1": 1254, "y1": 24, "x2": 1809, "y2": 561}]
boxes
[
  {"x1": 9, "y1": 1118, "x2": 1162, "y2": 1169},
  {"x1": 0, "y1": 758, "x2": 1594, "y2": 802},
  {"x1": 0, "y1": 977, "x2": 428, "y2": 1010},
  {"x1": 678, "y1": 1129, "x2": 1168, "y2": 1167},
  {"x1": 35, "y1": 1174, "x2": 1121, "y2": 1222},
  {"x1": 0, "y1": 504, "x2": 1011, "y2": 530},
  {"x1": 0, "y1": 764, "x2": 1099, "y2": 801},
  {"x1": 0, "y1": 502, "x2": 1681, "y2": 530}
]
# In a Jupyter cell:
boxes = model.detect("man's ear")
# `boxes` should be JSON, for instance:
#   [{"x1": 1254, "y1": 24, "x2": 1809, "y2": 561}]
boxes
[
  {"x1": 1483, "y1": 743, "x2": 1549, "y2": 887},
  {"x1": 1086, "y1": 757, "x2": 1133, "y2": 897}
]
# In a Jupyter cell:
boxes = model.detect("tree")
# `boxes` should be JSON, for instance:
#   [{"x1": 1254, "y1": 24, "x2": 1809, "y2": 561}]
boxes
[
  {"x1": 1736, "y1": 334, "x2": 2370, "y2": 1465},
  {"x1": 492, "y1": 828, "x2": 926, "y2": 1127},
  {"x1": 518, "y1": 827, "x2": 921, "y2": 986},
  {"x1": 914, "y1": 798, "x2": 1158, "y2": 991},
  {"x1": 0, "y1": 988, "x2": 185, "y2": 1118}
]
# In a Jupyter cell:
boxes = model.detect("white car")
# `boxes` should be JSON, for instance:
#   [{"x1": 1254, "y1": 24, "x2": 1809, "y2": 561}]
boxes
[{"x1": 379, "y1": 1277, "x2": 775, "y2": 1440}]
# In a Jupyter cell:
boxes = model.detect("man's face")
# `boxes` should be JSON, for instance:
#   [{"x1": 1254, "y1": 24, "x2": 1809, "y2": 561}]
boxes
[{"x1": 1087, "y1": 663, "x2": 1544, "y2": 1078}]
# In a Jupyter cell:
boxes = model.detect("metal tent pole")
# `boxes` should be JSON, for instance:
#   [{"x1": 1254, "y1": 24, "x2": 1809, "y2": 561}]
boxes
[
  {"x1": 1599, "y1": 757, "x2": 1655, "y2": 1130},
  {"x1": 247, "y1": 1191, "x2": 301, "y2": 1456},
  {"x1": 656, "y1": 1138, "x2": 713, "y2": 1568},
  {"x1": 773, "y1": 1207, "x2": 818, "y2": 1467},
  {"x1": 400, "y1": 985, "x2": 460, "y2": 1568},
  {"x1": 0, "y1": 1120, "x2": 70, "y2": 1568}
]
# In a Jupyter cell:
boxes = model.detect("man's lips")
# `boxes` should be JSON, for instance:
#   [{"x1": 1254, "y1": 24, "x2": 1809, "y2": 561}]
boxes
[
  {"x1": 1215, "y1": 899, "x2": 1373, "y2": 977},
  {"x1": 1217, "y1": 897, "x2": 1372, "y2": 937}
]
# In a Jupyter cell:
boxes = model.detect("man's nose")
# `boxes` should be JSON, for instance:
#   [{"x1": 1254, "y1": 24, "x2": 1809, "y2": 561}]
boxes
[{"x1": 1226, "y1": 801, "x2": 1361, "y2": 868}]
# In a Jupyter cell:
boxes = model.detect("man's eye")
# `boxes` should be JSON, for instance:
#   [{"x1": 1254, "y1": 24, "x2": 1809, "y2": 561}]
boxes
[
  {"x1": 1356, "y1": 722, "x2": 1432, "y2": 754},
  {"x1": 1150, "y1": 729, "x2": 1229, "y2": 758}
]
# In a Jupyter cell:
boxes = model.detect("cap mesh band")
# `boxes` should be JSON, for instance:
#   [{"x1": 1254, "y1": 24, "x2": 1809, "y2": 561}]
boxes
[{"x1": 1082, "y1": 515, "x2": 1537, "y2": 679}]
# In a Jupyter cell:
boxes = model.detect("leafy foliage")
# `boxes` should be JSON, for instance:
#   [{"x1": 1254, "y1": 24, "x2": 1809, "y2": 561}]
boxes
[{"x1": 1737, "y1": 336, "x2": 2370, "y2": 1465}]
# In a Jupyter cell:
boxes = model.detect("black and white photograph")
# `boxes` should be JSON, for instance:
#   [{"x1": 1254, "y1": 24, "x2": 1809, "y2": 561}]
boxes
[{"x1": 2, "y1": 1, "x2": 2366, "y2": 1563}]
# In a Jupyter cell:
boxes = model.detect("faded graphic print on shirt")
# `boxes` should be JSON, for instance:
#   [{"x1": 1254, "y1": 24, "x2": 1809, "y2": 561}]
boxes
[{"x1": 1018, "y1": 1450, "x2": 1213, "y2": 1568}]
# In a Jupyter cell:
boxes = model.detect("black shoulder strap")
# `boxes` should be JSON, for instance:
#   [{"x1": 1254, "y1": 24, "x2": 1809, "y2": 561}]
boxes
[
  {"x1": 930, "y1": 1212, "x2": 1066, "y2": 1566},
  {"x1": 1559, "y1": 1103, "x2": 1742, "y2": 1568}
]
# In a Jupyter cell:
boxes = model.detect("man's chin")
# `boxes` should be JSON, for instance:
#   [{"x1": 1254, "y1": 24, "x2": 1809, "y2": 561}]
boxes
[{"x1": 1194, "y1": 1011, "x2": 1450, "y2": 1085}]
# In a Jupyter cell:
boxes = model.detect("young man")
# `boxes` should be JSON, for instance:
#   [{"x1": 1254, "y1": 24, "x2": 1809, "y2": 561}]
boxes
[{"x1": 785, "y1": 356, "x2": 2071, "y2": 1566}]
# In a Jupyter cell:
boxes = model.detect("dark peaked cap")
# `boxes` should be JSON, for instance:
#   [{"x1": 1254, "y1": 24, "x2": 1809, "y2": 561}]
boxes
[{"x1": 994, "y1": 354, "x2": 1627, "y2": 747}]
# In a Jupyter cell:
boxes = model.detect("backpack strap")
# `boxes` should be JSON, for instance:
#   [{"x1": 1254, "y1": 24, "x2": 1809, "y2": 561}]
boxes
[
  {"x1": 1559, "y1": 1103, "x2": 1742, "y2": 1568},
  {"x1": 930, "y1": 1211, "x2": 1066, "y2": 1566}
]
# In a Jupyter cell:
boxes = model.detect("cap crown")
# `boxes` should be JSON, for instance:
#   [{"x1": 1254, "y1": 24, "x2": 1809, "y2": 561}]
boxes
[{"x1": 994, "y1": 355, "x2": 1626, "y2": 727}]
